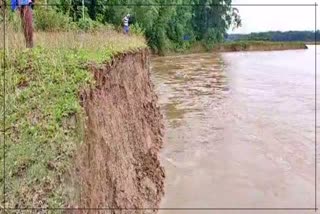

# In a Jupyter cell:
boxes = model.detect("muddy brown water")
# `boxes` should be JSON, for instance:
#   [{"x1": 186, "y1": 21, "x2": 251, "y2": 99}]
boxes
[{"x1": 151, "y1": 46, "x2": 319, "y2": 214}]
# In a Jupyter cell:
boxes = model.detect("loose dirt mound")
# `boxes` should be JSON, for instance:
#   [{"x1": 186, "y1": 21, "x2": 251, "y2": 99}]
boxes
[{"x1": 71, "y1": 49, "x2": 165, "y2": 213}]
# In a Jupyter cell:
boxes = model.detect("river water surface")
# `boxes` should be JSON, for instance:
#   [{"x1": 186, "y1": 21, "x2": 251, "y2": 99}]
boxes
[{"x1": 152, "y1": 46, "x2": 318, "y2": 214}]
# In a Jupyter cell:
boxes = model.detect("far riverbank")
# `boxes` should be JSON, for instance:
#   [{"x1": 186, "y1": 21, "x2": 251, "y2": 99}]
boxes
[{"x1": 157, "y1": 41, "x2": 308, "y2": 56}]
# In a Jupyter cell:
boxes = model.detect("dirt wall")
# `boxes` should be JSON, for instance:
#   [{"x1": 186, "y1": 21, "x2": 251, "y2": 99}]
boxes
[{"x1": 71, "y1": 49, "x2": 165, "y2": 214}]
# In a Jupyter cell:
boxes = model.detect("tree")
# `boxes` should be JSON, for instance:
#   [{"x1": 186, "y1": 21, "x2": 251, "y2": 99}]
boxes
[
  {"x1": 50, "y1": 0, "x2": 242, "y2": 52},
  {"x1": 192, "y1": 0, "x2": 241, "y2": 45}
]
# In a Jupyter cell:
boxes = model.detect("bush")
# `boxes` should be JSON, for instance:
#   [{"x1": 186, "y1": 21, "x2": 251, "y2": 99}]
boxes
[
  {"x1": 130, "y1": 23, "x2": 145, "y2": 36},
  {"x1": 77, "y1": 18, "x2": 104, "y2": 32},
  {"x1": 34, "y1": 8, "x2": 75, "y2": 31}
]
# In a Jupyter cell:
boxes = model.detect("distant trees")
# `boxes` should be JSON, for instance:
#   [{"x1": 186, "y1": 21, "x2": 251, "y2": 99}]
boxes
[
  {"x1": 227, "y1": 31, "x2": 320, "y2": 42},
  {"x1": 57, "y1": 0, "x2": 242, "y2": 53},
  {"x1": 2, "y1": 0, "x2": 242, "y2": 52}
]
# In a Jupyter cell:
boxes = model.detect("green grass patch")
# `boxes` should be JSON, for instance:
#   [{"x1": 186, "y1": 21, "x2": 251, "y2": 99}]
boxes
[{"x1": 0, "y1": 31, "x2": 146, "y2": 208}]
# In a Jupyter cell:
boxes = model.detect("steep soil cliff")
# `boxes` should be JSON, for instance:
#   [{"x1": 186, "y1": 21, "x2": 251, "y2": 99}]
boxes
[{"x1": 71, "y1": 49, "x2": 165, "y2": 213}]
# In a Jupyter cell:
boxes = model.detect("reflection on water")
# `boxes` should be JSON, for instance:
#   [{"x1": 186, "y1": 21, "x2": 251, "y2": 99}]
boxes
[{"x1": 152, "y1": 47, "x2": 317, "y2": 214}]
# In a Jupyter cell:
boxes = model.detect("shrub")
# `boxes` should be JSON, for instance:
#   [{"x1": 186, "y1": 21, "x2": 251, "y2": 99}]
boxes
[
  {"x1": 130, "y1": 23, "x2": 145, "y2": 37},
  {"x1": 77, "y1": 18, "x2": 104, "y2": 32},
  {"x1": 34, "y1": 8, "x2": 75, "y2": 31}
]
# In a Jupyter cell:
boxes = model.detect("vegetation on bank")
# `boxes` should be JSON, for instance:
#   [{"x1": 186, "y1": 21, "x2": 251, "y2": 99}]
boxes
[
  {"x1": 216, "y1": 41, "x2": 308, "y2": 52},
  {"x1": 305, "y1": 41, "x2": 320, "y2": 45},
  {"x1": 5, "y1": 0, "x2": 241, "y2": 54},
  {"x1": 63, "y1": 0, "x2": 242, "y2": 54},
  {"x1": 227, "y1": 30, "x2": 320, "y2": 42},
  {"x1": 167, "y1": 41, "x2": 308, "y2": 54},
  {"x1": 0, "y1": 28, "x2": 146, "y2": 208}
]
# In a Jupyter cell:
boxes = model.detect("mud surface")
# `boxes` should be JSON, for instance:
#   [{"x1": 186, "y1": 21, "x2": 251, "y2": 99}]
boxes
[{"x1": 73, "y1": 49, "x2": 164, "y2": 213}]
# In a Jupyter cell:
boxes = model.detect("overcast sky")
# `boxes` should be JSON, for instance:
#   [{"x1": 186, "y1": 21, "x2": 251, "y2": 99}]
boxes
[{"x1": 230, "y1": 0, "x2": 319, "y2": 34}]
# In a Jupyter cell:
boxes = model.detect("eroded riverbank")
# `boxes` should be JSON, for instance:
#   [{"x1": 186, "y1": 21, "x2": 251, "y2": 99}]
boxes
[{"x1": 152, "y1": 47, "x2": 317, "y2": 213}]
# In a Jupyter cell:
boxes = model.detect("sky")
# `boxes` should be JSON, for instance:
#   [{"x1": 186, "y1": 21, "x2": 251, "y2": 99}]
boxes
[{"x1": 230, "y1": 0, "x2": 319, "y2": 34}]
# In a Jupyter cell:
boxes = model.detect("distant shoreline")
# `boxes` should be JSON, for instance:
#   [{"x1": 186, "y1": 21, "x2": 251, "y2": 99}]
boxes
[
  {"x1": 154, "y1": 41, "x2": 309, "y2": 56},
  {"x1": 304, "y1": 42, "x2": 320, "y2": 45},
  {"x1": 215, "y1": 41, "x2": 308, "y2": 52},
  {"x1": 154, "y1": 41, "x2": 310, "y2": 56}
]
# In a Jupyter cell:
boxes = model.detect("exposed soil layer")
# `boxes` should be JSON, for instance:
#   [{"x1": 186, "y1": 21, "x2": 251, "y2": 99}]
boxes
[{"x1": 71, "y1": 49, "x2": 165, "y2": 214}]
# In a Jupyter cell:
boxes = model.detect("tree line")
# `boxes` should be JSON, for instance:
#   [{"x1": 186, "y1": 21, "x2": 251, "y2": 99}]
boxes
[
  {"x1": 227, "y1": 31, "x2": 320, "y2": 42},
  {"x1": 43, "y1": 0, "x2": 241, "y2": 53}
]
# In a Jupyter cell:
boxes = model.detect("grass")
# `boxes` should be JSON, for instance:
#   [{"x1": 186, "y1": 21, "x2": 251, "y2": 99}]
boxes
[
  {"x1": 217, "y1": 41, "x2": 308, "y2": 51},
  {"x1": 0, "y1": 25, "x2": 147, "y2": 209},
  {"x1": 169, "y1": 41, "x2": 308, "y2": 55},
  {"x1": 304, "y1": 41, "x2": 320, "y2": 45}
]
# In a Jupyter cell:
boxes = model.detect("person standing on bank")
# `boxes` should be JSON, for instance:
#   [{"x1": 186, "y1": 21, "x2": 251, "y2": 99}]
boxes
[
  {"x1": 123, "y1": 14, "x2": 130, "y2": 35},
  {"x1": 11, "y1": 0, "x2": 34, "y2": 48}
]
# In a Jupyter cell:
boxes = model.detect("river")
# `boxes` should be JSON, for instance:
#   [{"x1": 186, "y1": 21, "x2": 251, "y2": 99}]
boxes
[{"x1": 151, "y1": 46, "x2": 318, "y2": 214}]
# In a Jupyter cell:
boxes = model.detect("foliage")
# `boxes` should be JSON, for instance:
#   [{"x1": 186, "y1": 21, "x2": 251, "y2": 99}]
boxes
[
  {"x1": 218, "y1": 41, "x2": 307, "y2": 51},
  {"x1": 130, "y1": 23, "x2": 145, "y2": 36},
  {"x1": 227, "y1": 30, "x2": 320, "y2": 42},
  {"x1": 3, "y1": 0, "x2": 241, "y2": 52},
  {"x1": 77, "y1": 17, "x2": 103, "y2": 31},
  {"x1": 51, "y1": 0, "x2": 241, "y2": 53},
  {"x1": 34, "y1": 8, "x2": 76, "y2": 31}
]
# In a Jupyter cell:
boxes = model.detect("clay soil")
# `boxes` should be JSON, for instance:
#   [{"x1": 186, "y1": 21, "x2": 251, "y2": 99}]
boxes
[{"x1": 70, "y1": 49, "x2": 165, "y2": 214}]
